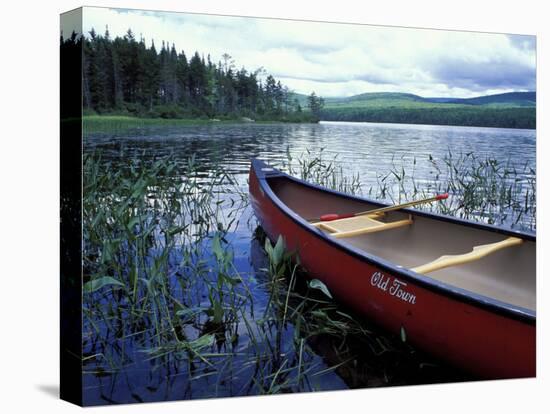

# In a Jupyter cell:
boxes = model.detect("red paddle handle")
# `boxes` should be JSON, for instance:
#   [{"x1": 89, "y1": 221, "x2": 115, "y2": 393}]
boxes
[{"x1": 320, "y1": 212, "x2": 355, "y2": 221}]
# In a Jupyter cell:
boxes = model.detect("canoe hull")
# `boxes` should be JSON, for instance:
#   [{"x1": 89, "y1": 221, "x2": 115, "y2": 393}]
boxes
[{"x1": 249, "y1": 162, "x2": 535, "y2": 379}]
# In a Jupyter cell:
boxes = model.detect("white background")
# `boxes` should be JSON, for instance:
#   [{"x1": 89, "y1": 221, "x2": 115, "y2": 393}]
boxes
[{"x1": 0, "y1": 0, "x2": 547, "y2": 412}]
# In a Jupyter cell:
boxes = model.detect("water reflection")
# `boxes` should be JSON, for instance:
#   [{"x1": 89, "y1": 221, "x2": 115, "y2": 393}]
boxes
[{"x1": 85, "y1": 121, "x2": 535, "y2": 185}]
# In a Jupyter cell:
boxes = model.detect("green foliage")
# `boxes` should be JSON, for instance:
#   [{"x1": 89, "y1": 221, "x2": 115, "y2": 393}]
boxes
[
  {"x1": 321, "y1": 106, "x2": 535, "y2": 129},
  {"x1": 149, "y1": 104, "x2": 189, "y2": 119},
  {"x1": 264, "y1": 235, "x2": 292, "y2": 279},
  {"x1": 83, "y1": 115, "x2": 223, "y2": 134},
  {"x1": 83, "y1": 153, "x2": 413, "y2": 397},
  {"x1": 83, "y1": 276, "x2": 125, "y2": 293},
  {"x1": 321, "y1": 92, "x2": 535, "y2": 129},
  {"x1": 438, "y1": 91, "x2": 536, "y2": 106},
  {"x1": 308, "y1": 279, "x2": 333, "y2": 299},
  {"x1": 282, "y1": 147, "x2": 535, "y2": 230},
  {"x1": 82, "y1": 150, "x2": 514, "y2": 398},
  {"x1": 65, "y1": 31, "x2": 322, "y2": 123},
  {"x1": 284, "y1": 147, "x2": 362, "y2": 195},
  {"x1": 82, "y1": 113, "x2": 321, "y2": 135},
  {"x1": 307, "y1": 92, "x2": 325, "y2": 121},
  {"x1": 323, "y1": 91, "x2": 536, "y2": 108}
]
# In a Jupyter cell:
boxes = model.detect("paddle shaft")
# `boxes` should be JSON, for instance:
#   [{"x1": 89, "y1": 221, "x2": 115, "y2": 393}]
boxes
[{"x1": 319, "y1": 193, "x2": 448, "y2": 222}]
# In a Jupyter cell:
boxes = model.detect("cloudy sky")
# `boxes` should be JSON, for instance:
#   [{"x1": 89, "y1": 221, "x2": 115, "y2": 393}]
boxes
[{"x1": 78, "y1": 7, "x2": 536, "y2": 98}]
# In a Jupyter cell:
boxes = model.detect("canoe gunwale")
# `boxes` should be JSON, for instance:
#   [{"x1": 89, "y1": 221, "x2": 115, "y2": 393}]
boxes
[{"x1": 251, "y1": 159, "x2": 536, "y2": 325}]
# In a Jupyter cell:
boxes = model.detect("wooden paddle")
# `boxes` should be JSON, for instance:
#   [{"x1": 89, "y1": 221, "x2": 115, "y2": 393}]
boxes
[{"x1": 316, "y1": 193, "x2": 449, "y2": 222}]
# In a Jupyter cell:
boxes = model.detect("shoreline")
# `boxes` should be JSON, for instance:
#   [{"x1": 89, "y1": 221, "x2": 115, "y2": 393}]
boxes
[
  {"x1": 84, "y1": 115, "x2": 535, "y2": 134},
  {"x1": 83, "y1": 115, "x2": 319, "y2": 134},
  {"x1": 319, "y1": 120, "x2": 537, "y2": 132}
]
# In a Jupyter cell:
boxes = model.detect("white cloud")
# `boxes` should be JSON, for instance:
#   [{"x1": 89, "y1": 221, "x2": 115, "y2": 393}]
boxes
[{"x1": 81, "y1": 7, "x2": 536, "y2": 98}]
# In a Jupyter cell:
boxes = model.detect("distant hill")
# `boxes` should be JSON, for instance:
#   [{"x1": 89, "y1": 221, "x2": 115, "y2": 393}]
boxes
[
  {"x1": 325, "y1": 92, "x2": 424, "y2": 105},
  {"x1": 424, "y1": 92, "x2": 536, "y2": 107},
  {"x1": 318, "y1": 91, "x2": 535, "y2": 129},
  {"x1": 321, "y1": 91, "x2": 536, "y2": 108},
  {"x1": 288, "y1": 92, "x2": 311, "y2": 108},
  {"x1": 291, "y1": 91, "x2": 536, "y2": 108}
]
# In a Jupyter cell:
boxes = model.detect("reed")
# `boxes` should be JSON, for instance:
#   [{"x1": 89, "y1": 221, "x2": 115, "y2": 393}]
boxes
[
  {"x1": 82, "y1": 153, "x2": 249, "y2": 379},
  {"x1": 82, "y1": 152, "x2": 381, "y2": 402},
  {"x1": 83, "y1": 145, "x2": 529, "y2": 402},
  {"x1": 283, "y1": 148, "x2": 535, "y2": 231},
  {"x1": 284, "y1": 146, "x2": 363, "y2": 195}
]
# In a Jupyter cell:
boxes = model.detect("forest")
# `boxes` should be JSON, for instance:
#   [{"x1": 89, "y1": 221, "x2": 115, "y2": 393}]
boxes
[
  {"x1": 73, "y1": 28, "x2": 324, "y2": 122},
  {"x1": 62, "y1": 30, "x2": 534, "y2": 129},
  {"x1": 320, "y1": 106, "x2": 536, "y2": 129}
]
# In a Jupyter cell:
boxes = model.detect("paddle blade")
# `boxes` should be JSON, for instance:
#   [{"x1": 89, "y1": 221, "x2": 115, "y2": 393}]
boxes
[
  {"x1": 436, "y1": 193, "x2": 449, "y2": 200},
  {"x1": 320, "y1": 213, "x2": 354, "y2": 221}
]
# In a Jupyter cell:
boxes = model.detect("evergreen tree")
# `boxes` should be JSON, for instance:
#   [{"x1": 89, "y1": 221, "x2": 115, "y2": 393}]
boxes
[
  {"x1": 77, "y1": 26, "x2": 323, "y2": 122},
  {"x1": 307, "y1": 92, "x2": 325, "y2": 120},
  {"x1": 176, "y1": 50, "x2": 189, "y2": 106}
]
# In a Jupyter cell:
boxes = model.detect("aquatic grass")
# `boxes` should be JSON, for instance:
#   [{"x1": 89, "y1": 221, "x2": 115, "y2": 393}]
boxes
[
  {"x1": 83, "y1": 152, "x2": 369, "y2": 400},
  {"x1": 83, "y1": 152, "x2": 249, "y2": 370},
  {"x1": 252, "y1": 233, "x2": 451, "y2": 390},
  {"x1": 401, "y1": 151, "x2": 536, "y2": 230},
  {"x1": 284, "y1": 146, "x2": 363, "y2": 195},
  {"x1": 283, "y1": 147, "x2": 535, "y2": 231},
  {"x1": 82, "y1": 147, "x2": 492, "y2": 403}
]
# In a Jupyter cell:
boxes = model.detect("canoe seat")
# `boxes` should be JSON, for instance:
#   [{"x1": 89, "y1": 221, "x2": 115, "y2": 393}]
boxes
[
  {"x1": 412, "y1": 236, "x2": 523, "y2": 274},
  {"x1": 315, "y1": 214, "x2": 413, "y2": 239}
]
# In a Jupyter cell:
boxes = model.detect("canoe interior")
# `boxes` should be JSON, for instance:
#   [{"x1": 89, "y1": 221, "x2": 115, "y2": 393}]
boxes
[{"x1": 266, "y1": 176, "x2": 536, "y2": 311}]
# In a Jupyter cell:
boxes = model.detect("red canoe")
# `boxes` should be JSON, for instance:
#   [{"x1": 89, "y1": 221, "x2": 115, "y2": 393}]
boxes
[{"x1": 249, "y1": 159, "x2": 536, "y2": 379}]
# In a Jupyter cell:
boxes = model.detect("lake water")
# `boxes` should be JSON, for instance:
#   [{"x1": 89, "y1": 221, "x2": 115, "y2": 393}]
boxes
[
  {"x1": 82, "y1": 121, "x2": 536, "y2": 404},
  {"x1": 86, "y1": 120, "x2": 536, "y2": 183}
]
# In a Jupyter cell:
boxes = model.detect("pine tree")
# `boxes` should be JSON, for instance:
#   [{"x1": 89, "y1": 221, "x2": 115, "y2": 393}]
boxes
[
  {"x1": 176, "y1": 50, "x2": 189, "y2": 107},
  {"x1": 307, "y1": 92, "x2": 325, "y2": 120},
  {"x1": 80, "y1": 26, "x2": 323, "y2": 122}
]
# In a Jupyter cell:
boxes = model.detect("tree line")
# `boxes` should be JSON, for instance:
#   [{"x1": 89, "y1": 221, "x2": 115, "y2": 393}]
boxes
[
  {"x1": 321, "y1": 106, "x2": 536, "y2": 129},
  {"x1": 70, "y1": 28, "x2": 324, "y2": 122}
]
